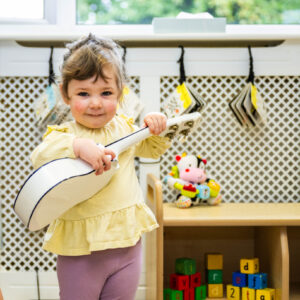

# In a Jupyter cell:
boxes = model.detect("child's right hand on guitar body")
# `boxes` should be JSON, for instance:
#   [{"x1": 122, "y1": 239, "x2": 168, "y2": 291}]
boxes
[{"x1": 73, "y1": 138, "x2": 116, "y2": 176}]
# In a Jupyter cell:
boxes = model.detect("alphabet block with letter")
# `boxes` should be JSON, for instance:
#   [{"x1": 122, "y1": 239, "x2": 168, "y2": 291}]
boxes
[
  {"x1": 206, "y1": 253, "x2": 223, "y2": 270},
  {"x1": 240, "y1": 258, "x2": 259, "y2": 274},
  {"x1": 170, "y1": 273, "x2": 189, "y2": 290},
  {"x1": 248, "y1": 273, "x2": 267, "y2": 289},
  {"x1": 207, "y1": 269, "x2": 223, "y2": 284},
  {"x1": 164, "y1": 288, "x2": 183, "y2": 300},
  {"x1": 242, "y1": 287, "x2": 256, "y2": 300},
  {"x1": 256, "y1": 288, "x2": 275, "y2": 300},
  {"x1": 195, "y1": 285, "x2": 206, "y2": 300},
  {"x1": 232, "y1": 271, "x2": 247, "y2": 287},
  {"x1": 176, "y1": 257, "x2": 196, "y2": 275},
  {"x1": 227, "y1": 284, "x2": 240, "y2": 299},
  {"x1": 208, "y1": 283, "x2": 223, "y2": 298}
]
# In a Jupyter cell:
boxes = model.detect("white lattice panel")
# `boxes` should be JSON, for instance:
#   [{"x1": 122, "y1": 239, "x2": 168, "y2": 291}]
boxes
[
  {"x1": 0, "y1": 76, "x2": 140, "y2": 272},
  {"x1": 160, "y1": 76, "x2": 300, "y2": 204}
]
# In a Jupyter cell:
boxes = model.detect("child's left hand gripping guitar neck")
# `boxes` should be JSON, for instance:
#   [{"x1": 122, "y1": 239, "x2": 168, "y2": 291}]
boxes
[{"x1": 14, "y1": 112, "x2": 201, "y2": 232}]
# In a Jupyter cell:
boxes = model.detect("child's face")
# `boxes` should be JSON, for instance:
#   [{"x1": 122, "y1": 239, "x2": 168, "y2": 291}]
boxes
[{"x1": 62, "y1": 65, "x2": 119, "y2": 129}]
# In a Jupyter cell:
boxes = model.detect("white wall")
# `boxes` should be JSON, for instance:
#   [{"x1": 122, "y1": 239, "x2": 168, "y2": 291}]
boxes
[{"x1": 0, "y1": 38, "x2": 300, "y2": 300}]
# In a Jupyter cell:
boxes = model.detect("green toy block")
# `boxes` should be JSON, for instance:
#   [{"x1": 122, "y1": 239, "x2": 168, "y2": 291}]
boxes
[
  {"x1": 195, "y1": 285, "x2": 207, "y2": 300},
  {"x1": 164, "y1": 288, "x2": 183, "y2": 300},
  {"x1": 175, "y1": 257, "x2": 196, "y2": 275},
  {"x1": 207, "y1": 269, "x2": 223, "y2": 284}
]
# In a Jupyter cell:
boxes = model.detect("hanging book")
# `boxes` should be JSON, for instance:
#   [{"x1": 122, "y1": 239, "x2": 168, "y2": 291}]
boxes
[
  {"x1": 164, "y1": 46, "x2": 206, "y2": 118},
  {"x1": 34, "y1": 47, "x2": 72, "y2": 128},
  {"x1": 229, "y1": 47, "x2": 267, "y2": 127},
  {"x1": 117, "y1": 86, "x2": 144, "y2": 122}
]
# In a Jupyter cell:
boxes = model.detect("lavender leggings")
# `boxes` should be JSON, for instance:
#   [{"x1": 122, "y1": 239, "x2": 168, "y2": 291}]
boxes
[{"x1": 56, "y1": 239, "x2": 142, "y2": 300}]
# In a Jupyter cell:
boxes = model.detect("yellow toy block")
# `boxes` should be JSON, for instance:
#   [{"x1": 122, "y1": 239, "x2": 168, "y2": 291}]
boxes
[
  {"x1": 256, "y1": 288, "x2": 275, "y2": 300},
  {"x1": 240, "y1": 258, "x2": 259, "y2": 274},
  {"x1": 242, "y1": 287, "x2": 255, "y2": 300},
  {"x1": 208, "y1": 283, "x2": 223, "y2": 298},
  {"x1": 206, "y1": 253, "x2": 223, "y2": 270},
  {"x1": 227, "y1": 284, "x2": 240, "y2": 299},
  {"x1": 275, "y1": 288, "x2": 281, "y2": 300}
]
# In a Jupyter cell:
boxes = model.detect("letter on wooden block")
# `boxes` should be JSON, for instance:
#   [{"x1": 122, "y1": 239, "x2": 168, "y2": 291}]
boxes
[
  {"x1": 248, "y1": 273, "x2": 267, "y2": 289},
  {"x1": 195, "y1": 285, "x2": 206, "y2": 300},
  {"x1": 227, "y1": 284, "x2": 240, "y2": 300},
  {"x1": 164, "y1": 288, "x2": 183, "y2": 300},
  {"x1": 255, "y1": 288, "x2": 275, "y2": 300},
  {"x1": 206, "y1": 253, "x2": 223, "y2": 270},
  {"x1": 190, "y1": 272, "x2": 201, "y2": 288},
  {"x1": 232, "y1": 271, "x2": 247, "y2": 287},
  {"x1": 242, "y1": 287, "x2": 256, "y2": 300},
  {"x1": 176, "y1": 257, "x2": 196, "y2": 275},
  {"x1": 240, "y1": 258, "x2": 259, "y2": 274},
  {"x1": 207, "y1": 269, "x2": 223, "y2": 284},
  {"x1": 170, "y1": 274, "x2": 189, "y2": 290},
  {"x1": 208, "y1": 283, "x2": 223, "y2": 298}
]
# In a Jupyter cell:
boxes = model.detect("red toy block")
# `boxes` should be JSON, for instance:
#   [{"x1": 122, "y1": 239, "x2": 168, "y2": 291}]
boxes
[
  {"x1": 189, "y1": 287, "x2": 195, "y2": 300},
  {"x1": 190, "y1": 272, "x2": 201, "y2": 288},
  {"x1": 170, "y1": 274, "x2": 189, "y2": 290},
  {"x1": 183, "y1": 288, "x2": 189, "y2": 300}
]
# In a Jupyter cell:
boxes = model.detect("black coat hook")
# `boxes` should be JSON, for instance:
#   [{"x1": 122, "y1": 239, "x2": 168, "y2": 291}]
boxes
[
  {"x1": 122, "y1": 46, "x2": 127, "y2": 64},
  {"x1": 246, "y1": 46, "x2": 255, "y2": 84},
  {"x1": 177, "y1": 45, "x2": 186, "y2": 85},
  {"x1": 48, "y1": 46, "x2": 55, "y2": 86}
]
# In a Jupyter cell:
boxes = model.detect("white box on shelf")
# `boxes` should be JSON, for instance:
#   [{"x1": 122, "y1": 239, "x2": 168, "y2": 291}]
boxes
[{"x1": 152, "y1": 17, "x2": 226, "y2": 33}]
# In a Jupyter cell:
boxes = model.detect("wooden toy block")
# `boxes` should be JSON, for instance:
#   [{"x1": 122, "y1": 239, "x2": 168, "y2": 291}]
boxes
[
  {"x1": 227, "y1": 284, "x2": 240, "y2": 300},
  {"x1": 176, "y1": 258, "x2": 196, "y2": 275},
  {"x1": 232, "y1": 271, "x2": 247, "y2": 287},
  {"x1": 170, "y1": 274, "x2": 189, "y2": 290},
  {"x1": 206, "y1": 253, "x2": 223, "y2": 270},
  {"x1": 208, "y1": 283, "x2": 223, "y2": 298},
  {"x1": 190, "y1": 272, "x2": 201, "y2": 288},
  {"x1": 183, "y1": 287, "x2": 189, "y2": 300},
  {"x1": 256, "y1": 288, "x2": 275, "y2": 300},
  {"x1": 164, "y1": 288, "x2": 183, "y2": 300},
  {"x1": 240, "y1": 258, "x2": 259, "y2": 274},
  {"x1": 242, "y1": 287, "x2": 256, "y2": 300},
  {"x1": 195, "y1": 285, "x2": 207, "y2": 300},
  {"x1": 207, "y1": 269, "x2": 223, "y2": 284},
  {"x1": 248, "y1": 273, "x2": 267, "y2": 289},
  {"x1": 189, "y1": 287, "x2": 195, "y2": 300}
]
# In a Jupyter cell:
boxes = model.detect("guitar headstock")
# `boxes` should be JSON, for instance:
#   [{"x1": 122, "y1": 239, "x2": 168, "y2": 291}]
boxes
[{"x1": 161, "y1": 112, "x2": 201, "y2": 140}]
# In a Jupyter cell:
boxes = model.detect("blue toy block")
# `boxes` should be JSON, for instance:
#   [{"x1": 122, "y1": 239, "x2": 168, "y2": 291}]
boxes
[
  {"x1": 248, "y1": 273, "x2": 267, "y2": 289},
  {"x1": 232, "y1": 271, "x2": 247, "y2": 287}
]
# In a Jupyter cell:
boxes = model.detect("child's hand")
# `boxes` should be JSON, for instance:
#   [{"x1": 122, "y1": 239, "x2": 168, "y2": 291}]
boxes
[
  {"x1": 144, "y1": 112, "x2": 167, "y2": 135},
  {"x1": 73, "y1": 138, "x2": 116, "y2": 175}
]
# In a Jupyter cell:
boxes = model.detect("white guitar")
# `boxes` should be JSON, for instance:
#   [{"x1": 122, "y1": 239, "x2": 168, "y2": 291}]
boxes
[{"x1": 14, "y1": 112, "x2": 201, "y2": 231}]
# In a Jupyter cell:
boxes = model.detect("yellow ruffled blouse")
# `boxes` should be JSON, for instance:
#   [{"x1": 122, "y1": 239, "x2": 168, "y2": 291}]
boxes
[{"x1": 30, "y1": 115, "x2": 171, "y2": 256}]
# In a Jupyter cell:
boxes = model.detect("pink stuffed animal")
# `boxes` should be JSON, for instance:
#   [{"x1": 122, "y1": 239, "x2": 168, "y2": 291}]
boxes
[{"x1": 164, "y1": 153, "x2": 222, "y2": 208}]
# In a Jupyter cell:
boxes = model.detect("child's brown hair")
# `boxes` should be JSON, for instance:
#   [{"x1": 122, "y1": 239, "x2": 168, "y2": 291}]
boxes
[{"x1": 61, "y1": 33, "x2": 127, "y2": 99}]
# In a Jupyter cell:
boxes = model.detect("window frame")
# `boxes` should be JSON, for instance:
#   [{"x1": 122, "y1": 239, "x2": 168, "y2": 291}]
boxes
[{"x1": 0, "y1": 0, "x2": 56, "y2": 24}]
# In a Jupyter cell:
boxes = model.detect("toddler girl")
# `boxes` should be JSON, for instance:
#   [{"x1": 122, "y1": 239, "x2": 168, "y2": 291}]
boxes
[{"x1": 31, "y1": 33, "x2": 171, "y2": 300}]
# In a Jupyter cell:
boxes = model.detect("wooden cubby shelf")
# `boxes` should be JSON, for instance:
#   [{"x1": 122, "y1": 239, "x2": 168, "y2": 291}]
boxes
[{"x1": 145, "y1": 174, "x2": 300, "y2": 300}]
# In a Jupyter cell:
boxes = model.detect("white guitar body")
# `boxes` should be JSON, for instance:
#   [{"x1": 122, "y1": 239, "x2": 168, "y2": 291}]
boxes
[{"x1": 14, "y1": 113, "x2": 201, "y2": 231}]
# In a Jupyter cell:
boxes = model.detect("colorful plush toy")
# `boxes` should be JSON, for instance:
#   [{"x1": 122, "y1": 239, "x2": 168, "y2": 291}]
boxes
[{"x1": 163, "y1": 153, "x2": 222, "y2": 208}]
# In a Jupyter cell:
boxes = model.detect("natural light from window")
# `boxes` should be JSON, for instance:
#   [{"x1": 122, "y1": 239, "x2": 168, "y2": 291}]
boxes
[
  {"x1": 76, "y1": 0, "x2": 300, "y2": 25},
  {"x1": 0, "y1": 0, "x2": 43, "y2": 19}
]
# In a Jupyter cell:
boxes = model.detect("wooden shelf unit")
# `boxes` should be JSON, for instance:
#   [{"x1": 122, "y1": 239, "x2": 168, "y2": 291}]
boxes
[{"x1": 145, "y1": 174, "x2": 300, "y2": 300}]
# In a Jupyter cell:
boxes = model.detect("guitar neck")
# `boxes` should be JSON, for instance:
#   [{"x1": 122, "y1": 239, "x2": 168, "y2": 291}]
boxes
[
  {"x1": 106, "y1": 126, "x2": 150, "y2": 156},
  {"x1": 105, "y1": 112, "x2": 201, "y2": 156}
]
